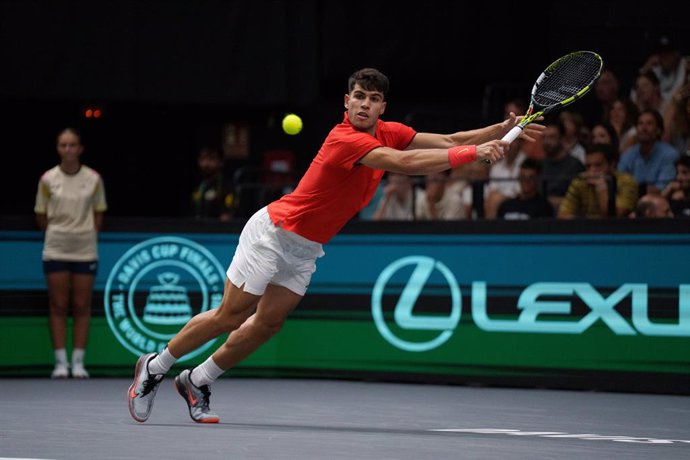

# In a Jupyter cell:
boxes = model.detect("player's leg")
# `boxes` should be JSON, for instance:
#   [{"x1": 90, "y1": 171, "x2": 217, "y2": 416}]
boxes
[
  {"x1": 45, "y1": 268, "x2": 70, "y2": 378},
  {"x1": 128, "y1": 277, "x2": 258, "y2": 422},
  {"x1": 166, "y1": 278, "x2": 260, "y2": 359},
  {"x1": 174, "y1": 283, "x2": 301, "y2": 423},
  {"x1": 212, "y1": 283, "x2": 302, "y2": 369},
  {"x1": 70, "y1": 268, "x2": 95, "y2": 378}
]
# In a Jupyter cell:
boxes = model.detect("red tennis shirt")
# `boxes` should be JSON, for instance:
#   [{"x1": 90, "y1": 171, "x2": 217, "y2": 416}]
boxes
[{"x1": 267, "y1": 112, "x2": 416, "y2": 243}]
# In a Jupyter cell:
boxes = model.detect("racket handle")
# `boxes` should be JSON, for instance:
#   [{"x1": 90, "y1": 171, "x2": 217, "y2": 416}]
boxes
[
  {"x1": 501, "y1": 125, "x2": 524, "y2": 143},
  {"x1": 482, "y1": 125, "x2": 524, "y2": 164}
]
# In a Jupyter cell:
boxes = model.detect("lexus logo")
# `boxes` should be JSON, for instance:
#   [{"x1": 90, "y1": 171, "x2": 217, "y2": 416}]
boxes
[{"x1": 371, "y1": 256, "x2": 461, "y2": 352}]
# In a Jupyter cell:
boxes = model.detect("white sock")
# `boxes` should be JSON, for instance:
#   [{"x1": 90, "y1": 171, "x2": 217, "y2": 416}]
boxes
[
  {"x1": 190, "y1": 357, "x2": 225, "y2": 387},
  {"x1": 147, "y1": 347, "x2": 177, "y2": 375},
  {"x1": 55, "y1": 348, "x2": 68, "y2": 366},
  {"x1": 72, "y1": 348, "x2": 85, "y2": 366}
]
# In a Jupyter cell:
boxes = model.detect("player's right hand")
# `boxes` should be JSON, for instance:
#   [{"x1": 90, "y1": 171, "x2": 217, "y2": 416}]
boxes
[{"x1": 476, "y1": 140, "x2": 507, "y2": 163}]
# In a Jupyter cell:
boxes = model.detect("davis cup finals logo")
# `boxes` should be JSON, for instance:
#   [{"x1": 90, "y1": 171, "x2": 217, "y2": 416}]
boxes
[{"x1": 105, "y1": 236, "x2": 226, "y2": 362}]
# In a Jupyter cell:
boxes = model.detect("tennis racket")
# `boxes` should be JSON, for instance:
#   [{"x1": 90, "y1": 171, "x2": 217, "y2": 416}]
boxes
[{"x1": 487, "y1": 50, "x2": 603, "y2": 163}]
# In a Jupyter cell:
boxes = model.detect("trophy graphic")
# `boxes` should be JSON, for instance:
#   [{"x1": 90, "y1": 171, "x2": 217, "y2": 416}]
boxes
[{"x1": 143, "y1": 272, "x2": 193, "y2": 325}]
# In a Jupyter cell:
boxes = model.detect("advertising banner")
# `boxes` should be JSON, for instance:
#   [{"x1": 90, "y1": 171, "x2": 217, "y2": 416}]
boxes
[{"x1": 1, "y1": 228, "x2": 688, "y2": 392}]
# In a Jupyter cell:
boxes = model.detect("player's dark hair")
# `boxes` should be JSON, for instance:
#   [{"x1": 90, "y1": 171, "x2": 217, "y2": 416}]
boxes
[
  {"x1": 586, "y1": 143, "x2": 618, "y2": 165},
  {"x1": 348, "y1": 68, "x2": 389, "y2": 99}
]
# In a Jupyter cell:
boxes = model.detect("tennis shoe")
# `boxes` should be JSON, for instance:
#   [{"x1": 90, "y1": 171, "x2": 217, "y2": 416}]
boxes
[
  {"x1": 71, "y1": 363, "x2": 90, "y2": 379},
  {"x1": 174, "y1": 369, "x2": 220, "y2": 423},
  {"x1": 128, "y1": 353, "x2": 164, "y2": 423},
  {"x1": 51, "y1": 363, "x2": 69, "y2": 379}
]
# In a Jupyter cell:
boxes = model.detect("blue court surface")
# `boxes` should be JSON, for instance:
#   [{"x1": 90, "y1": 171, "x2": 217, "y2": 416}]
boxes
[{"x1": 1, "y1": 378, "x2": 689, "y2": 459}]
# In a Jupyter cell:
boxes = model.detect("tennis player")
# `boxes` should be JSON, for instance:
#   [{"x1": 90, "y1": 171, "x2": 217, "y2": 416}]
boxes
[{"x1": 128, "y1": 68, "x2": 543, "y2": 423}]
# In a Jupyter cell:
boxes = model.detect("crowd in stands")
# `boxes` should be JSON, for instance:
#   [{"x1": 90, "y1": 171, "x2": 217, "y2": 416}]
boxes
[
  {"x1": 199, "y1": 33, "x2": 689, "y2": 222},
  {"x1": 359, "y1": 33, "x2": 690, "y2": 221}
]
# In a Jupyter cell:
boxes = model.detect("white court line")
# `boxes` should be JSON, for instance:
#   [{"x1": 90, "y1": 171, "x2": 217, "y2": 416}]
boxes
[
  {"x1": 429, "y1": 428, "x2": 690, "y2": 445},
  {"x1": 0, "y1": 458, "x2": 57, "y2": 460}
]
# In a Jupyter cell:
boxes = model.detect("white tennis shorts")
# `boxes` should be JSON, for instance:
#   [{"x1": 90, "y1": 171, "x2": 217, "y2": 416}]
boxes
[{"x1": 227, "y1": 206, "x2": 325, "y2": 296}]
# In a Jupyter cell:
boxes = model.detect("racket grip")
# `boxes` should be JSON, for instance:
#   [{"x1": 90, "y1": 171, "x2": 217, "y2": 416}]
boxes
[
  {"x1": 483, "y1": 125, "x2": 524, "y2": 164},
  {"x1": 501, "y1": 125, "x2": 523, "y2": 143}
]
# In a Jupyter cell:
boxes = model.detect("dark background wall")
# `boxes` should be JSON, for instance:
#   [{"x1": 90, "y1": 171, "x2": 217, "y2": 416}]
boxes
[{"x1": 1, "y1": 0, "x2": 688, "y2": 217}]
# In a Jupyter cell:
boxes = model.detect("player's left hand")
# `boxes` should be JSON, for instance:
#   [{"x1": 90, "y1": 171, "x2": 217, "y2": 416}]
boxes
[
  {"x1": 520, "y1": 122, "x2": 545, "y2": 143},
  {"x1": 501, "y1": 112, "x2": 545, "y2": 143}
]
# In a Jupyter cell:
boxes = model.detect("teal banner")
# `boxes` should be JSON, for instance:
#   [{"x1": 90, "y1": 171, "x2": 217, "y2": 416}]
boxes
[{"x1": 1, "y1": 227, "x2": 689, "y2": 392}]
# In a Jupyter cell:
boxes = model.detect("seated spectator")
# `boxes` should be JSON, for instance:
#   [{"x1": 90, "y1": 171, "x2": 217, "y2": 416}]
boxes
[
  {"x1": 640, "y1": 33, "x2": 688, "y2": 110},
  {"x1": 662, "y1": 155, "x2": 690, "y2": 218},
  {"x1": 372, "y1": 172, "x2": 415, "y2": 221},
  {"x1": 484, "y1": 136, "x2": 526, "y2": 219},
  {"x1": 415, "y1": 170, "x2": 466, "y2": 220},
  {"x1": 632, "y1": 69, "x2": 665, "y2": 115},
  {"x1": 541, "y1": 119, "x2": 585, "y2": 212},
  {"x1": 559, "y1": 111, "x2": 587, "y2": 163},
  {"x1": 191, "y1": 146, "x2": 236, "y2": 221},
  {"x1": 590, "y1": 122, "x2": 620, "y2": 152},
  {"x1": 632, "y1": 194, "x2": 673, "y2": 218},
  {"x1": 662, "y1": 87, "x2": 690, "y2": 156},
  {"x1": 449, "y1": 160, "x2": 491, "y2": 219},
  {"x1": 593, "y1": 68, "x2": 621, "y2": 124},
  {"x1": 578, "y1": 123, "x2": 592, "y2": 150},
  {"x1": 608, "y1": 97, "x2": 639, "y2": 154},
  {"x1": 618, "y1": 110, "x2": 679, "y2": 194},
  {"x1": 558, "y1": 144, "x2": 638, "y2": 218},
  {"x1": 497, "y1": 159, "x2": 554, "y2": 220}
]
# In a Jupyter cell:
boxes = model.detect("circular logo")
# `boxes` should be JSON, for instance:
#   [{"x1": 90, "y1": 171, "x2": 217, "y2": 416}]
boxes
[
  {"x1": 105, "y1": 236, "x2": 226, "y2": 362},
  {"x1": 372, "y1": 256, "x2": 461, "y2": 352}
]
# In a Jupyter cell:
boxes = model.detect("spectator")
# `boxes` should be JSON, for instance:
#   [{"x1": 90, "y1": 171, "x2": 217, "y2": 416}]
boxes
[
  {"x1": 484, "y1": 134, "x2": 526, "y2": 219},
  {"x1": 34, "y1": 128, "x2": 107, "y2": 379},
  {"x1": 632, "y1": 69, "x2": 665, "y2": 115},
  {"x1": 632, "y1": 193, "x2": 673, "y2": 218},
  {"x1": 594, "y1": 68, "x2": 621, "y2": 123},
  {"x1": 559, "y1": 111, "x2": 587, "y2": 163},
  {"x1": 662, "y1": 86, "x2": 690, "y2": 156},
  {"x1": 579, "y1": 68, "x2": 621, "y2": 126},
  {"x1": 415, "y1": 170, "x2": 466, "y2": 220},
  {"x1": 608, "y1": 97, "x2": 639, "y2": 154},
  {"x1": 558, "y1": 144, "x2": 638, "y2": 219},
  {"x1": 578, "y1": 124, "x2": 592, "y2": 150},
  {"x1": 450, "y1": 160, "x2": 491, "y2": 219},
  {"x1": 618, "y1": 110, "x2": 679, "y2": 194},
  {"x1": 372, "y1": 172, "x2": 415, "y2": 220},
  {"x1": 640, "y1": 33, "x2": 688, "y2": 109},
  {"x1": 191, "y1": 146, "x2": 236, "y2": 221},
  {"x1": 497, "y1": 158, "x2": 554, "y2": 220},
  {"x1": 662, "y1": 155, "x2": 690, "y2": 218},
  {"x1": 541, "y1": 119, "x2": 585, "y2": 211},
  {"x1": 590, "y1": 122, "x2": 620, "y2": 152}
]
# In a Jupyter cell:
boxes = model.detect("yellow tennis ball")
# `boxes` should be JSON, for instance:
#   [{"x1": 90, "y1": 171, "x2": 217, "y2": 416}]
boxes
[{"x1": 282, "y1": 114, "x2": 303, "y2": 135}]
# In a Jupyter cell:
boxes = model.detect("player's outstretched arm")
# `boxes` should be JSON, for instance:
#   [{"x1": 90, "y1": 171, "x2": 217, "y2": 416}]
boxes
[
  {"x1": 409, "y1": 113, "x2": 544, "y2": 150},
  {"x1": 359, "y1": 141, "x2": 506, "y2": 175}
]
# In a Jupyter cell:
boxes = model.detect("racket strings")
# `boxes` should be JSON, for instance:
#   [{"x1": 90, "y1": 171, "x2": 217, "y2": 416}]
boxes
[{"x1": 533, "y1": 53, "x2": 602, "y2": 107}]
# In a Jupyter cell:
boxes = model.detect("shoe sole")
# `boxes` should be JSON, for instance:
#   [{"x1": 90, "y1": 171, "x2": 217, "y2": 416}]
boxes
[
  {"x1": 127, "y1": 355, "x2": 150, "y2": 423},
  {"x1": 174, "y1": 375, "x2": 220, "y2": 424}
]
